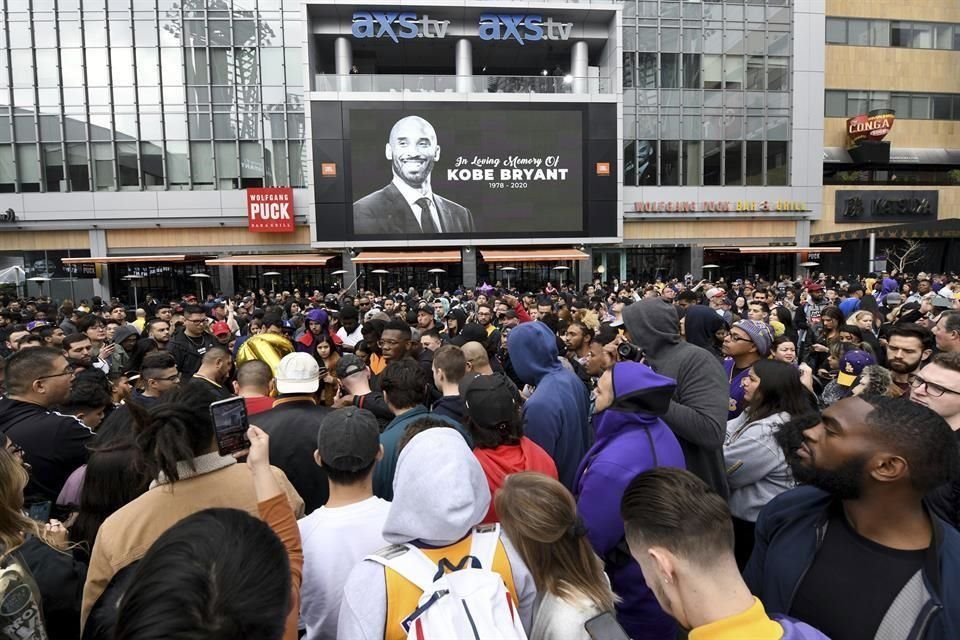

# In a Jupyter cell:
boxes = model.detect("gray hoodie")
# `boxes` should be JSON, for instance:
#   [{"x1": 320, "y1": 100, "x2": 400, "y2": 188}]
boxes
[
  {"x1": 623, "y1": 299, "x2": 730, "y2": 498},
  {"x1": 337, "y1": 428, "x2": 538, "y2": 639}
]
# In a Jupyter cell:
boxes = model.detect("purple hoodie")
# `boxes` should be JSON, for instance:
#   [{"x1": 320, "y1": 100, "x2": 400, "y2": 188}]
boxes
[
  {"x1": 575, "y1": 362, "x2": 686, "y2": 640},
  {"x1": 773, "y1": 614, "x2": 833, "y2": 639}
]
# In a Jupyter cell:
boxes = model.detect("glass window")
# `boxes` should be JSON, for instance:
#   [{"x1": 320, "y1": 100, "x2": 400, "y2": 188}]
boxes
[
  {"x1": 746, "y1": 56, "x2": 764, "y2": 90},
  {"x1": 117, "y1": 141, "x2": 139, "y2": 187},
  {"x1": 39, "y1": 116, "x2": 60, "y2": 142},
  {"x1": 94, "y1": 143, "x2": 116, "y2": 191},
  {"x1": 265, "y1": 138, "x2": 288, "y2": 186},
  {"x1": 662, "y1": 28, "x2": 681, "y2": 53},
  {"x1": 767, "y1": 57, "x2": 788, "y2": 91},
  {"x1": 870, "y1": 20, "x2": 890, "y2": 47},
  {"x1": 190, "y1": 141, "x2": 214, "y2": 185},
  {"x1": 188, "y1": 112, "x2": 211, "y2": 139},
  {"x1": 703, "y1": 140, "x2": 722, "y2": 185},
  {"x1": 240, "y1": 141, "x2": 263, "y2": 179},
  {"x1": 660, "y1": 140, "x2": 680, "y2": 185},
  {"x1": 683, "y1": 54, "x2": 701, "y2": 88},
  {"x1": 43, "y1": 144, "x2": 64, "y2": 191},
  {"x1": 135, "y1": 20, "x2": 159, "y2": 47},
  {"x1": 140, "y1": 142, "x2": 164, "y2": 187},
  {"x1": 638, "y1": 28, "x2": 658, "y2": 52},
  {"x1": 185, "y1": 49, "x2": 209, "y2": 84},
  {"x1": 767, "y1": 141, "x2": 788, "y2": 185},
  {"x1": 703, "y1": 54, "x2": 722, "y2": 90},
  {"x1": 932, "y1": 96, "x2": 952, "y2": 119},
  {"x1": 847, "y1": 91, "x2": 869, "y2": 115},
  {"x1": 15, "y1": 116, "x2": 36, "y2": 142},
  {"x1": 724, "y1": 141, "x2": 742, "y2": 185},
  {"x1": 66, "y1": 143, "x2": 89, "y2": 191},
  {"x1": 11, "y1": 50, "x2": 34, "y2": 87},
  {"x1": 661, "y1": 54, "x2": 680, "y2": 88},
  {"x1": 62, "y1": 50, "x2": 85, "y2": 88},
  {"x1": 0, "y1": 146, "x2": 14, "y2": 190},
  {"x1": 934, "y1": 24, "x2": 953, "y2": 50},
  {"x1": 703, "y1": 26, "x2": 723, "y2": 53},
  {"x1": 912, "y1": 95, "x2": 931, "y2": 119},
  {"x1": 636, "y1": 53, "x2": 658, "y2": 89},
  {"x1": 826, "y1": 18, "x2": 846, "y2": 43},
  {"x1": 213, "y1": 112, "x2": 236, "y2": 139},
  {"x1": 36, "y1": 50, "x2": 60, "y2": 88},
  {"x1": 17, "y1": 144, "x2": 41, "y2": 190},
  {"x1": 745, "y1": 140, "x2": 763, "y2": 185},
  {"x1": 210, "y1": 49, "x2": 231, "y2": 85},
  {"x1": 847, "y1": 20, "x2": 870, "y2": 46},
  {"x1": 284, "y1": 48, "x2": 301, "y2": 86},
  {"x1": 724, "y1": 30, "x2": 745, "y2": 55},
  {"x1": 166, "y1": 141, "x2": 189, "y2": 185},
  {"x1": 288, "y1": 141, "x2": 306, "y2": 187},
  {"x1": 682, "y1": 28, "x2": 702, "y2": 53},
  {"x1": 766, "y1": 31, "x2": 790, "y2": 56},
  {"x1": 161, "y1": 48, "x2": 184, "y2": 85},
  {"x1": 891, "y1": 21, "x2": 910, "y2": 47},
  {"x1": 136, "y1": 48, "x2": 160, "y2": 86},
  {"x1": 912, "y1": 23, "x2": 933, "y2": 49},
  {"x1": 886, "y1": 94, "x2": 910, "y2": 118},
  {"x1": 111, "y1": 48, "x2": 135, "y2": 86},
  {"x1": 259, "y1": 49, "x2": 283, "y2": 86},
  {"x1": 767, "y1": 116, "x2": 790, "y2": 141},
  {"x1": 682, "y1": 141, "x2": 700, "y2": 185},
  {"x1": 724, "y1": 55, "x2": 744, "y2": 90}
]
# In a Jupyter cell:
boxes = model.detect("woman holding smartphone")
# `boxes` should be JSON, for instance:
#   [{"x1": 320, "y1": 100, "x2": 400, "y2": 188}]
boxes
[
  {"x1": 496, "y1": 472, "x2": 618, "y2": 640},
  {"x1": 315, "y1": 334, "x2": 341, "y2": 407}
]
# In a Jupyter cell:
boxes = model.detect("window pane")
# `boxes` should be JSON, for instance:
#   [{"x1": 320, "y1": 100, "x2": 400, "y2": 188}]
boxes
[
  {"x1": 661, "y1": 53, "x2": 680, "y2": 88},
  {"x1": 932, "y1": 96, "x2": 952, "y2": 119},
  {"x1": 767, "y1": 57, "x2": 788, "y2": 91},
  {"x1": 767, "y1": 141, "x2": 788, "y2": 185},
  {"x1": 166, "y1": 141, "x2": 189, "y2": 185},
  {"x1": 66, "y1": 142, "x2": 89, "y2": 191},
  {"x1": 869, "y1": 92, "x2": 891, "y2": 110},
  {"x1": 912, "y1": 23, "x2": 933, "y2": 49},
  {"x1": 265, "y1": 138, "x2": 288, "y2": 186},
  {"x1": 745, "y1": 140, "x2": 763, "y2": 185},
  {"x1": 870, "y1": 21, "x2": 890, "y2": 47},
  {"x1": 661, "y1": 140, "x2": 680, "y2": 185},
  {"x1": 724, "y1": 55, "x2": 744, "y2": 90},
  {"x1": 662, "y1": 28, "x2": 680, "y2": 53},
  {"x1": 682, "y1": 141, "x2": 701, "y2": 185},
  {"x1": 891, "y1": 94, "x2": 911, "y2": 118},
  {"x1": 825, "y1": 91, "x2": 846, "y2": 117},
  {"x1": 724, "y1": 141, "x2": 742, "y2": 185},
  {"x1": 746, "y1": 57, "x2": 764, "y2": 90},
  {"x1": 638, "y1": 28, "x2": 658, "y2": 51},
  {"x1": 92, "y1": 142, "x2": 114, "y2": 190},
  {"x1": 827, "y1": 18, "x2": 847, "y2": 44},
  {"x1": 288, "y1": 141, "x2": 306, "y2": 187},
  {"x1": 117, "y1": 141, "x2": 139, "y2": 187},
  {"x1": 847, "y1": 20, "x2": 869, "y2": 46},
  {"x1": 43, "y1": 144, "x2": 64, "y2": 191},
  {"x1": 190, "y1": 141, "x2": 214, "y2": 185},
  {"x1": 703, "y1": 54, "x2": 722, "y2": 89},
  {"x1": 703, "y1": 140, "x2": 722, "y2": 185},
  {"x1": 0, "y1": 146, "x2": 15, "y2": 190},
  {"x1": 934, "y1": 24, "x2": 953, "y2": 50},
  {"x1": 240, "y1": 141, "x2": 262, "y2": 178},
  {"x1": 890, "y1": 22, "x2": 910, "y2": 47},
  {"x1": 637, "y1": 53, "x2": 658, "y2": 89},
  {"x1": 17, "y1": 144, "x2": 41, "y2": 189},
  {"x1": 912, "y1": 95, "x2": 930, "y2": 119},
  {"x1": 847, "y1": 92, "x2": 869, "y2": 115}
]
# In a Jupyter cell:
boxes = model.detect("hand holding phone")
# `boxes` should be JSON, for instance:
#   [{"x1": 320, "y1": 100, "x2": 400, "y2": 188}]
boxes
[
  {"x1": 584, "y1": 612, "x2": 631, "y2": 640},
  {"x1": 210, "y1": 396, "x2": 250, "y2": 456}
]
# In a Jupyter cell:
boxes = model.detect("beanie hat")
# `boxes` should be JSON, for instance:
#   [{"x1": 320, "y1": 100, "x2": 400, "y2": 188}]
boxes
[
  {"x1": 732, "y1": 320, "x2": 774, "y2": 357},
  {"x1": 837, "y1": 350, "x2": 876, "y2": 387}
]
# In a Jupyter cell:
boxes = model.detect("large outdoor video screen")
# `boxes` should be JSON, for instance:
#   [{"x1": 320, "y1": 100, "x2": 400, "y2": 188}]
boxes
[
  {"x1": 350, "y1": 107, "x2": 582, "y2": 236},
  {"x1": 311, "y1": 102, "x2": 617, "y2": 243}
]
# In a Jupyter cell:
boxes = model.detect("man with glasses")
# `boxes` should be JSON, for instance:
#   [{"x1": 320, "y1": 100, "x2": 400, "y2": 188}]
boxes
[
  {"x1": 0, "y1": 347, "x2": 91, "y2": 505},
  {"x1": 166, "y1": 304, "x2": 217, "y2": 379},
  {"x1": 917, "y1": 352, "x2": 960, "y2": 529}
]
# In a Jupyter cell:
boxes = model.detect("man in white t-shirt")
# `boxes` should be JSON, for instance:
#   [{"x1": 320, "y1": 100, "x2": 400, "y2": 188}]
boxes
[
  {"x1": 298, "y1": 407, "x2": 389, "y2": 640},
  {"x1": 335, "y1": 306, "x2": 364, "y2": 350}
]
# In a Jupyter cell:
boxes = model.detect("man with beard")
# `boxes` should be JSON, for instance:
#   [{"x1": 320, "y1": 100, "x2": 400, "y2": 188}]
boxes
[
  {"x1": 562, "y1": 321, "x2": 593, "y2": 367},
  {"x1": 353, "y1": 115, "x2": 474, "y2": 235},
  {"x1": 747, "y1": 397, "x2": 960, "y2": 640},
  {"x1": 146, "y1": 317, "x2": 171, "y2": 348},
  {"x1": 886, "y1": 323, "x2": 934, "y2": 395},
  {"x1": 63, "y1": 333, "x2": 97, "y2": 372}
]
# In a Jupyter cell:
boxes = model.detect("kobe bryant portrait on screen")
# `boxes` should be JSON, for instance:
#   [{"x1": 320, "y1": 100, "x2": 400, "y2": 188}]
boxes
[{"x1": 353, "y1": 115, "x2": 475, "y2": 235}]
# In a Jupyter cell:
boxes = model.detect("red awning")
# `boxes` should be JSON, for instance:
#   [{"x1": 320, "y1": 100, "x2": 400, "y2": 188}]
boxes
[
  {"x1": 353, "y1": 251, "x2": 461, "y2": 264},
  {"x1": 205, "y1": 254, "x2": 336, "y2": 267},
  {"x1": 61, "y1": 254, "x2": 198, "y2": 264},
  {"x1": 480, "y1": 248, "x2": 590, "y2": 262},
  {"x1": 705, "y1": 247, "x2": 843, "y2": 254}
]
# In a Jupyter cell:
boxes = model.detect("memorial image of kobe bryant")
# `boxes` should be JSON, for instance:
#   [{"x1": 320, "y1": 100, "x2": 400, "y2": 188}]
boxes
[{"x1": 353, "y1": 115, "x2": 475, "y2": 235}]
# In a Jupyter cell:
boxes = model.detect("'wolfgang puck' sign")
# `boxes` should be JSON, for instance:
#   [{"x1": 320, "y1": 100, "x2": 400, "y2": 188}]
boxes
[
  {"x1": 247, "y1": 187, "x2": 295, "y2": 233},
  {"x1": 846, "y1": 109, "x2": 895, "y2": 146}
]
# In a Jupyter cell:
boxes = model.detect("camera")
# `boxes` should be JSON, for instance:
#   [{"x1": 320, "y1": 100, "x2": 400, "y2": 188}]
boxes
[{"x1": 617, "y1": 342, "x2": 644, "y2": 362}]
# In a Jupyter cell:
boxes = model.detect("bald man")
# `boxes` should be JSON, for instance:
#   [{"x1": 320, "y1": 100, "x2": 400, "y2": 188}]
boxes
[{"x1": 353, "y1": 115, "x2": 474, "y2": 235}]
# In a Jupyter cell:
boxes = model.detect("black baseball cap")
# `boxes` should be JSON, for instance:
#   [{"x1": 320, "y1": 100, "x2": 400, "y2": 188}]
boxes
[
  {"x1": 316, "y1": 408, "x2": 380, "y2": 472},
  {"x1": 463, "y1": 374, "x2": 516, "y2": 429},
  {"x1": 335, "y1": 354, "x2": 366, "y2": 379}
]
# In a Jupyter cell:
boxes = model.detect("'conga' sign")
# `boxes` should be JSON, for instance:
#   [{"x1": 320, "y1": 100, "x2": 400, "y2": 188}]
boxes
[{"x1": 846, "y1": 109, "x2": 895, "y2": 146}]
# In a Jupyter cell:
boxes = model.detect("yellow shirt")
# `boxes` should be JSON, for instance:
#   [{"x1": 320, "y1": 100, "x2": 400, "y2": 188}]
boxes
[{"x1": 689, "y1": 598, "x2": 784, "y2": 640}]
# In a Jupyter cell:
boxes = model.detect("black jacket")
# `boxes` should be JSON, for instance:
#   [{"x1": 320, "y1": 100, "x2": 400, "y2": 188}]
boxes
[
  {"x1": 165, "y1": 329, "x2": 218, "y2": 379},
  {"x1": 352, "y1": 391, "x2": 393, "y2": 430},
  {"x1": 431, "y1": 395, "x2": 466, "y2": 425},
  {"x1": 253, "y1": 397, "x2": 331, "y2": 514},
  {"x1": 0, "y1": 398, "x2": 93, "y2": 504},
  {"x1": 15, "y1": 535, "x2": 87, "y2": 640}
]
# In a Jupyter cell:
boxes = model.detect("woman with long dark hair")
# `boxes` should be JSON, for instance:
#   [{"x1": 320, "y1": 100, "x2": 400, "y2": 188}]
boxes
[
  {"x1": 496, "y1": 473, "x2": 618, "y2": 640},
  {"x1": 723, "y1": 359, "x2": 813, "y2": 568}
]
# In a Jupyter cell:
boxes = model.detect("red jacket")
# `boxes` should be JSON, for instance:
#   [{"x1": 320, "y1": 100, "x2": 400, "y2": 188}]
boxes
[{"x1": 473, "y1": 437, "x2": 558, "y2": 524}]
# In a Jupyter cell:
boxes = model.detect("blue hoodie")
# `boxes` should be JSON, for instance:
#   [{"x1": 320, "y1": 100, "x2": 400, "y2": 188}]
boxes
[
  {"x1": 507, "y1": 322, "x2": 590, "y2": 490},
  {"x1": 575, "y1": 362, "x2": 686, "y2": 640}
]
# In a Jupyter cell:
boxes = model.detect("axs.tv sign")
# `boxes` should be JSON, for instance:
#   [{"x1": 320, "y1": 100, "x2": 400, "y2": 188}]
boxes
[{"x1": 351, "y1": 12, "x2": 573, "y2": 44}]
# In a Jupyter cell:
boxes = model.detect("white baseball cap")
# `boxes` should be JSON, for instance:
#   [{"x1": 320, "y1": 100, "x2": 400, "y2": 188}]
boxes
[
  {"x1": 276, "y1": 353, "x2": 320, "y2": 395},
  {"x1": 705, "y1": 287, "x2": 726, "y2": 299}
]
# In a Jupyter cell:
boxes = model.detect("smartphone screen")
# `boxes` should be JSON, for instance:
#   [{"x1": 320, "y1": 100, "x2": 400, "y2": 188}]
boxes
[
  {"x1": 584, "y1": 612, "x2": 631, "y2": 640},
  {"x1": 209, "y1": 396, "x2": 250, "y2": 457}
]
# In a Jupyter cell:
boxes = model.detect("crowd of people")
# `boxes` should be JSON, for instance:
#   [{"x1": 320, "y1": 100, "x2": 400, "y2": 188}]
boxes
[{"x1": 1, "y1": 266, "x2": 959, "y2": 640}]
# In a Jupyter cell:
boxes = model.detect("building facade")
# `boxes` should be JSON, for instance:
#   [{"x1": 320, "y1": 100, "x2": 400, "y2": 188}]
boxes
[
  {"x1": 0, "y1": 0, "x2": 824, "y2": 303},
  {"x1": 814, "y1": 0, "x2": 960, "y2": 274}
]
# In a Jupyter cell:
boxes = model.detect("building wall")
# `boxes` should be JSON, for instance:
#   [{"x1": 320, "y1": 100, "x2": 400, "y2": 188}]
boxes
[
  {"x1": 826, "y1": 0, "x2": 960, "y2": 23},
  {"x1": 624, "y1": 219, "x2": 797, "y2": 241},
  {"x1": 816, "y1": 185, "x2": 960, "y2": 236}
]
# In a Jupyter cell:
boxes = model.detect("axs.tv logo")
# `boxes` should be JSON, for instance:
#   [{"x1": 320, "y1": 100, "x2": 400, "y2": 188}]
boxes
[{"x1": 350, "y1": 12, "x2": 573, "y2": 44}]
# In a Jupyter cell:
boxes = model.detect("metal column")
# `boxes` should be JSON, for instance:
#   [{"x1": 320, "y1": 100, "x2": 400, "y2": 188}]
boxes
[
  {"x1": 455, "y1": 39, "x2": 473, "y2": 93},
  {"x1": 334, "y1": 37, "x2": 353, "y2": 92},
  {"x1": 571, "y1": 41, "x2": 588, "y2": 93}
]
